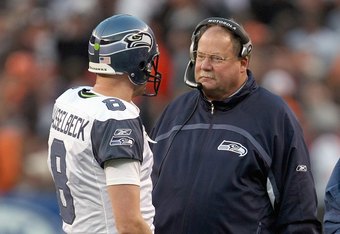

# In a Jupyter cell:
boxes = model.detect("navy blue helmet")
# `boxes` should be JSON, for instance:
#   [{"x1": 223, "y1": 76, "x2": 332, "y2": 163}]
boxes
[{"x1": 88, "y1": 14, "x2": 161, "y2": 96}]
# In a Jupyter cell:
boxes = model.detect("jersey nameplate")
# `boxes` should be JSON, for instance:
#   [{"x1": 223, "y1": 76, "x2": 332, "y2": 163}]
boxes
[{"x1": 51, "y1": 107, "x2": 89, "y2": 141}]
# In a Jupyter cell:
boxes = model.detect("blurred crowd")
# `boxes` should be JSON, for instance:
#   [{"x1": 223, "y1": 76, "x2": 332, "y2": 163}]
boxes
[{"x1": 0, "y1": 0, "x2": 339, "y2": 223}]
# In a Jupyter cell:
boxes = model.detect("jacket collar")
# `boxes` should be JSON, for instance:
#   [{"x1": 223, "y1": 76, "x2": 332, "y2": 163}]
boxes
[{"x1": 199, "y1": 70, "x2": 258, "y2": 112}]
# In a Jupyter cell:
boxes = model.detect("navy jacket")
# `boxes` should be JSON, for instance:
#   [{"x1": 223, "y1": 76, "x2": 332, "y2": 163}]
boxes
[
  {"x1": 150, "y1": 71, "x2": 321, "y2": 233},
  {"x1": 324, "y1": 159, "x2": 340, "y2": 234}
]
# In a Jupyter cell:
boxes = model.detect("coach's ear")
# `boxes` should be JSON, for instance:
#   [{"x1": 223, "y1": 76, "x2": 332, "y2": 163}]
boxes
[{"x1": 240, "y1": 56, "x2": 249, "y2": 73}]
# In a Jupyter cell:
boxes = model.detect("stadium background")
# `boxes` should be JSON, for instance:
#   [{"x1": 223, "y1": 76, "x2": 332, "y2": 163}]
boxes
[{"x1": 0, "y1": 0, "x2": 339, "y2": 233}]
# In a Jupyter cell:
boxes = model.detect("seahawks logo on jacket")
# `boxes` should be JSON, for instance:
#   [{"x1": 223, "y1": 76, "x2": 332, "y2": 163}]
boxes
[
  {"x1": 217, "y1": 140, "x2": 248, "y2": 157},
  {"x1": 124, "y1": 32, "x2": 153, "y2": 52}
]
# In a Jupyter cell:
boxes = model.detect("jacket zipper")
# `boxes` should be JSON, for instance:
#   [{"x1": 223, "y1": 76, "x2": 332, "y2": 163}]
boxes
[
  {"x1": 256, "y1": 222, "x2": 262, "y2": 234},
  {"x1": 210, "y1": 102, "x2": 214, "y2": 115}
]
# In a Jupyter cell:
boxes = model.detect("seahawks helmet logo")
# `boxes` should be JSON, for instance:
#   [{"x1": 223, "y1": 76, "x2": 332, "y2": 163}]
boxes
[{"x1": 124, "y1": 32, "x2": 153, "y2": 52}]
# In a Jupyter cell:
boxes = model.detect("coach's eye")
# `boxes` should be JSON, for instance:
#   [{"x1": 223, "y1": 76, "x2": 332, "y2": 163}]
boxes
[{"x1": 194, "y1": 51, "x2": 231, "y2": 64}]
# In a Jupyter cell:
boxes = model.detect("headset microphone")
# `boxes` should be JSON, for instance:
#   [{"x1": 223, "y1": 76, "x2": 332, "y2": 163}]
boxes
[{"x1": 184, "y1": 61, "x2": 202, "y2": 89}]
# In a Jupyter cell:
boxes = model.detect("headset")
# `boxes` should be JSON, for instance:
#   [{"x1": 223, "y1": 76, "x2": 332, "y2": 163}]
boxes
[{"x1": 184, "y1": 17, "x2": 253, "y2": 89}]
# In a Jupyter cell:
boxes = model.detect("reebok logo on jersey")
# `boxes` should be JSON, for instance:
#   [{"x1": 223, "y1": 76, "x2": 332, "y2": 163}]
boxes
[
  {"x1": 217, "y1": 140, "x2": 248, "y2": 157},
  {"x1": 114, "y1": 128, "x2": 132, "y2": 136},
  {"x1": 296, "y1": 165, "x2": 308, "y2": 172},
  {"x1": 110, "y1": 128, "x2": 134, "y2": 147}
]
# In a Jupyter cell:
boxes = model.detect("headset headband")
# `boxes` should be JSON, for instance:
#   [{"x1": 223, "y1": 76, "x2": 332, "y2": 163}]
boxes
[{"x1": 190, "y1": 17, "x2": 252, "y2": 59}]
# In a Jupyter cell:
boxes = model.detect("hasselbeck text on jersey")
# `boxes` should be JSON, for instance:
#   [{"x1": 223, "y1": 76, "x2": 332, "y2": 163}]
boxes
[{"x1": 51, "y1": 107, "x2": 89, "y2": 141}]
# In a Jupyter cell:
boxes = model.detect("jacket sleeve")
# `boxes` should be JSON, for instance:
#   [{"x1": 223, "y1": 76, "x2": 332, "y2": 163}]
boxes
[
  {"x1": 323, "y1": 159, "x2": 340, "y2": 234},
  {"x1": 271, "y1": 111, "x2": 322, "y2": 233}
]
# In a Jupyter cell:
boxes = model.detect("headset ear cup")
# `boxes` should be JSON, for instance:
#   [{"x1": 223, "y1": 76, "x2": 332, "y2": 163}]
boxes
[
  {"x1": 240, "y1": 42, "x2": 252, "y2": 58},
  {"x1": 241, "y1": 46, "x2": 247, "y2": 58}
]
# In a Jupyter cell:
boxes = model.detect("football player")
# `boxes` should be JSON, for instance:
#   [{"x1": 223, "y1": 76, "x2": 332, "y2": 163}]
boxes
[{"x1": 47, "y1": 14, "x2": 161, "y2": 234}]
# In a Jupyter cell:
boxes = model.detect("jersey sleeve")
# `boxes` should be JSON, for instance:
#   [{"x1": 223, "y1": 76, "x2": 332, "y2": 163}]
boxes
[{"x1": 91, "y1": 117, "x2": 144, "y2": 168}]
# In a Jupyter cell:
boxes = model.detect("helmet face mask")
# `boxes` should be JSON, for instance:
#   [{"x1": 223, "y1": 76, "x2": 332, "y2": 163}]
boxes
[
  {"x1": 88, "y1": 14, "x2": 161, "y2": 96},
  {"x1": 140, "y1": 53, "x2": 161, "y2": 97}
]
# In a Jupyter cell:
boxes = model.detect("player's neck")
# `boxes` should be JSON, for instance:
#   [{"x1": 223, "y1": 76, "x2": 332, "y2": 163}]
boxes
[{"x1": 93, "y1": 75, "x2": 134, "y2": 102}]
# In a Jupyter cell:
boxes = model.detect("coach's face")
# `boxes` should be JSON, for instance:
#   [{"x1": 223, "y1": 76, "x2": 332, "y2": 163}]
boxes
[{"x1": 194, "y1": 25, "x2": 248, "y2": 101}]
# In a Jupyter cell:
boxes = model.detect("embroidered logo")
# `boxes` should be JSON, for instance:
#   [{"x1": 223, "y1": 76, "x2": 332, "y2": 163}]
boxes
[
  {"x1": 217, "y1": 140, "x2": 248, "y2": 157},
  {"x1": 114, "y1": 129, "x2": 132, "y2": 136},
  {"x1": 296, "y1": 165, "x2": 308, "y2": 172},
  {"x1": 110, "y1": 137, "x2": 134, "y2": 147},
  {"x1": 110, "y1": 128, "x2": 134, "y2": 147}
]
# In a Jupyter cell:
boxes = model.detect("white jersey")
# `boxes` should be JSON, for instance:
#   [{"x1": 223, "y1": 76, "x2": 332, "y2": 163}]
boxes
[{"x1": 47, "y1": 86, "x2": 155, "y2": 234}]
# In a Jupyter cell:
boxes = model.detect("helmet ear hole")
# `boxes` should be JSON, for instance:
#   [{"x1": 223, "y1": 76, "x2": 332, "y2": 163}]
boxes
[{"x1": 139, "y1": 61, "x2": 146, "y2": 70}]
